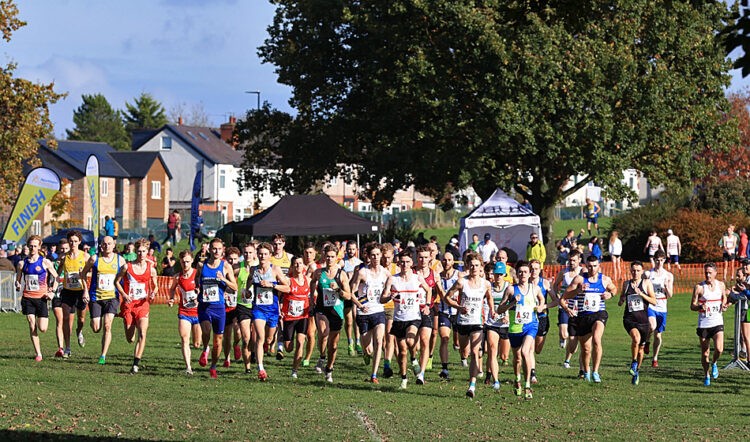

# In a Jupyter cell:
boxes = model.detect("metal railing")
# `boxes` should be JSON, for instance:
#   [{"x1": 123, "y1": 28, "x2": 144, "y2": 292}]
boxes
[{"x1": 0, "y1": 270, "x2": 19, "y2": 312}]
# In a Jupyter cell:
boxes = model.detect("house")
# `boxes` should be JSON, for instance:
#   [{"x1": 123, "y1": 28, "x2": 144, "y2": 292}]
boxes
[
  {"x1": 321, "y1": 172, "x2": 436, "y2": 214},
  {"x1": 132, "y1": 119, "x2": 278, "y2": 224},
  {"x1": 561, "y1": 169, "x2": 663, "y2": 214},
  {"x1": 20, "y1": 140, "x2": 172, "y2": 237}
]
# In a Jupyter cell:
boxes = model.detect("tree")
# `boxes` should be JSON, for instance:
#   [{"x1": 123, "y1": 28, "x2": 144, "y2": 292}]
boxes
[
  {"x1": 698, "y1": 91, "x2": 750, "y2": 184},
  {"x1": 167, "y1": 101, "x2": 211, "y2": 126},
  {"x1": 123, "y1": 92, "x2": 167, "y2": 132},
  {"x1": 241, "y1": 0, "x2": 736, "y2": 242},
  {"x1": 724, "y1": 0, "x2": 750, "y2": 77},
  {"x1": 0, "y1": 0, "x2": 63, "y2": 206},
  {"x1": 66, "y1": 93, "x2": 130, "y2": 151}
]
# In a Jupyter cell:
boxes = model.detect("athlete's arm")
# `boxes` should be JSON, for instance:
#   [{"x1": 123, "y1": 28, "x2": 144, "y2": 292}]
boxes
[
  {"x1": 534, "y1": 285, "x2": 546, "y2": 313},
  {"x1": 690, "y1": 284, "x2": 704, "y2": 312},
  {"x1": 310, "y1": 269, "x2": 321, "y2": 302},
  {"x1": 640, "y1": 279, "x2": 658, "y2": 306},
  {"x1": 602, "y1": 276, "x2": 616, "y2": 300},
  {"x1": 114, "y1": 264, "x2": 130, "y2": 304},
  {"x1": 149, "y1": 265, "x2": 158, "y2": 301},
  {"x1": 617, "y1": 280, "x2": 629, "y2": 307},
  {"x1": 563, "y1": 275, "x2": 583, "y2": 300},
  {"x1": 349, "y1": 268, "x2": 364, "y2": 298},
  {"x1": 665, "y1": 273, "x2": 674, "y2": 298},
  {"x1": 544, "y1": 279, "x2": 558, "y2": 308},
  {"x1": 219, "y1": 262, "x2": 238, "y2": 293},
  {"x1": 168, "y1": 276, "x2": 178, "y2": 307},
  {"x1": 44, "y1": 259, "x2": 59, "y2": 295},
  {"x1": 417, "y1": 274, "x2": 432, "y2": 307},
  {"x1": 443, "y1": 278, "x2": 463, "y2": 309},
  {"x1": 338, "y1": 270, "x2": 352, "y2": 301},
  {"x1": 271, "y1": 267, "x2": 287, "y2": 293},
  {"x1": 496, "y1": 285, "x2": 516, "y2": 314},
  {"x1": 484, "y1": 280, "x2": 495, "y2": 319}
]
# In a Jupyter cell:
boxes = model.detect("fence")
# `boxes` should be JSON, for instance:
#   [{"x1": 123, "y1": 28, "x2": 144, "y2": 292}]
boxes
[{"x1": 0, "y1": 270, "x2": 20, "y2": 312}]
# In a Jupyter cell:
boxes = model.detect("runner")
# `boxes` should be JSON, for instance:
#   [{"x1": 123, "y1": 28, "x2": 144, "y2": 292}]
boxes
[
  {"x1": 563, "y1": 255, "x2": 617, "y2": 383},
  {"x1": 665, "y1": 229, "x2": 682, "y2": 275},
  {"x1": 250, "y1": 242, "x2": 287, "y2": 381},
  {"x1": 643, "y1": 230, "x2": 664, "y2": 268},
  {"x1": 690, "y1": 262, "x2": 727, "y2": 386},
  {"x1": 379, "y1": 249, "x2": 431, "y2": 390},
  {"x1": 350, "y1": 243, "x2": 391, "y2": 383},
  {"x1": 618, "y1": 261, "x2": 657, "y2": 385},
  {"x1": 380, "y1": 242, "x2": 399, "y2": 378},
  {"x1": 553, "y1": 249, "x2": 583, "y2": 370},
  {"x1": 220, "y1": 247, "x2": 242, "y2": 368},
  {"x1": 16, "y1": 235, "x2": 58, "y2": 361},
  {"x1": 115, "y1": 238, "x2": 158, "y2": 374},
  {"x1": 425, "y1": 242, "x2": 443, "y2": 371},
  {"x1": 60, "y1": 231, "x2": 89, "y2": 355},
  {"x1": 412, "y1": 245, "x2": 436, "y2": 383},
  {"x1": 301, "y1": 242, "x2": 319, "y2": 367},
  {"x1": 236, "y1": 243, "x2": 258, "y2": 373},
  {"x1": 311, "y1": 244, "x2": 353, "y2": 383},
  {"x1": 530, "y1": 258, "x2": 556, "y2": 384},
  {"x1": 269, "y1": 233, "x2": 292, "y2": 359},
  {"x1": 277, "y1": 256, "x2": 312, "y2": 379},
  {"x1": 81, "y1": 236, "x2": 126, "y2": 365},
  {"x1": 341, "y1": 241, "x2": 363, "y2": 356},
  {"x1": 608, "y1": 230, "x2": 623, "y2": 282},
  {"x1": 197, "y1": 238, "x2": 238, "y2": 378},
  {"x1": 646, "y1": 250, "x2": 674, "y2": 367},
  {"x1": 719, "y1": 225, "x2": 739, "y2": 281},
  {"x1": 584, "y1": 198, "x2": 601, "y2": 235},
  {"x1": 168, "y1": 250, "x2": 200, "y2": 374},
  {"x1": 51, "y1": 239, "x2": 68, "y2": 357},
  {"x1": 484, "y1": 261, "x2": 510, "y2": 390},
  {"x1": 436, "y1": 251, "x2": 461, "y2": 380}
]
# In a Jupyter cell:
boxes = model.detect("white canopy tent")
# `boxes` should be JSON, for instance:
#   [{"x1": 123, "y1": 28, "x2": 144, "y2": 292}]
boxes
[{"x1": 459, "y1": 189, "x2": 542, "y2": 261}]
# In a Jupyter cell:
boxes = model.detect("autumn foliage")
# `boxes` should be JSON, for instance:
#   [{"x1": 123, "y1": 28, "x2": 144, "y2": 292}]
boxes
[{"x1": 699, "y1": 91, "x2": 750, "y2": 184}]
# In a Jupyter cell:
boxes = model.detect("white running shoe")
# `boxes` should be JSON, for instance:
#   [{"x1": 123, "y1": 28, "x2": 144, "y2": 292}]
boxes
[
  {"x1": 77, "y1": 332, "x2": 85, "y2": 348},
  {"x1": 325, "y1": 372, "x2": 333, "y2": 383},
  {"x1": 400, "y1": 378, "x2": 408, "y2": 389}
]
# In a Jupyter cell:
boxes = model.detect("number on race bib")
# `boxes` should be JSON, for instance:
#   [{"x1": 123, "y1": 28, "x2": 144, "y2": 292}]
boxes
[
  {"x1": 130, "y1": 282, "x2": 147, "y2": 300},
  {"x1": 322, "y1": 287, "x2": 338, "y2": 307},
  {"x1": 98, "y1": 274, "x2": 115, "y2": 291},
  {"x1": 242, "y1": 287, "x2": 254, "y2": 305},
  {"x1": 515, "y1": 304, "x2": 533, "y2": 325},
  {"x1": 182, "y1": 289, "x2": 197, "y2": 308},
  {"x1": 627, "y1": 294, "x2": 644, "y2": 312},
  {"x1": 256, "y1": 287, "x2": 273, "y2": 306},
  {"x1": 225, "y1": 292, "x2": 237, "y2": 308},
  {"x1": 703, "y1": 302, "x2": 721, "y2": 318},
  {"x1": 67, "y1": 272, "x2": 81, "y2": 289},
  {"x1": 25, "y1": 274, "x2": 40, "y2": 291},
  {"x1": 203, "y1": 284, "x2": 220, "y2": 303},
  {"x1": 367, "y1": 288, "x2": 382, "y2": 303},
  {"x1": 583, "y1": 293, "x2": 601, "y2": 312},
  {"x1": 289, "y1": 300, "x2": 305, "y2": 317}
]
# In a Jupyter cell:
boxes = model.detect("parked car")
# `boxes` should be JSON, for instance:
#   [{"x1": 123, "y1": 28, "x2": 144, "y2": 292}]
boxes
[{"x1": 43, "y1": 228, "x2": 96, "y2": 249}]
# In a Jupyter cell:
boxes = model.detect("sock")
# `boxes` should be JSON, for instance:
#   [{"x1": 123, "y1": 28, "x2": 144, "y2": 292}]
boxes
[
  {"x1": 442, "y1": 363, "x2": 448, "y2": 370},
  {"x1": 348, "y1": 338, "x2": 353, "y2": 345},
  {"x1": 203, "y1": 346, "x2": 210, "y2": 353},
  {"x1": 516, "y1": 374, "x2": 521, "y2": 382},
  {"x1": 401, "y1": 374, "x2": 407, "y2": 380},
  {"x1": 356, "y1": 339, "x2": 361, "y2": 345},
  {"x1": 325, "y1": 367, "x2": 332, "y2": 374},
  {"x1": 531, "y1": 369, "x2": 536, "y2": 376},
  {"x1": 419, "y1": 371, "x2": 424, "y2": 377},
  {"x1": 258, "y1": 363, "x2": 264, "y2": 371},
  {"x1": 384, "y1": 360, "x2": 391, "y2": 368},
  {"x1": 525, "y1": 381, "x2": 530, "y2": 388},
  {"x1": 371, "y1": 373, "x2": 377, "y2": 379},
  {"x1": 133, "y1": 357, "x2": 141, "y2": 367},
  {"x1": 564, "y1": 359, "x2": 570, "y2": 364},
  {"x1": 469, "y1": 381, "x2": 476, "y2": 388},
  {"x1": 210, "y1": 364, "x2": 216, "y2": 370}
]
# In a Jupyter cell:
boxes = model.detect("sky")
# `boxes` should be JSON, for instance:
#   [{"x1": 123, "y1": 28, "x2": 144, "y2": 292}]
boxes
[{"x1": 2, "y1": 1, "x2": 750, "y2": 138}]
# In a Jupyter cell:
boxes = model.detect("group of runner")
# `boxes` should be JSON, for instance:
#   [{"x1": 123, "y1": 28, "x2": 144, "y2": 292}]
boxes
[{"x1": 13, "y1": 231, "x2": 739, "y2": 399}]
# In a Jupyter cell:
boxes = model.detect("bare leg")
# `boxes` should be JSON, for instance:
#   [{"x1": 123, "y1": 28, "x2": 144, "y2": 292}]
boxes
[{"x1": 179, "y1": 319, "x2": 193, "y2": 371}]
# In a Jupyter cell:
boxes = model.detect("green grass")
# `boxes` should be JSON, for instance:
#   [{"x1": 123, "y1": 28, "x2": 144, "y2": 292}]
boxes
[{"x1": 1, "y1": 293, "x2": 748, "y2": 440}]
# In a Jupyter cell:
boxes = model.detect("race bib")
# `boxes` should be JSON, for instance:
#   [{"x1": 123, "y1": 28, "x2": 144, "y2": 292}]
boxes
[
  {"x1": 182, "y1": 288, "x2": 197, "y2": 308},
  {"x1": 583, "y1": 293, "x2": 601, "y2": 312},
  {"x1": 225, "y1": 291, "x2": 237, "y2": 308},
  {"x1": 515, "y1": 303, "x2": 533, "y2": 325},
  {"x1": 367, "y1": 287, "x2": 382, "y2": 304},
  {"x1": 203, "y1": 284, "x2": 220, "y2": 303},
  {"x1": 459, "y1": 297, "x2": 482, "y2": 324},
  {"x1": 289, "y1": 300, "x2": 305, "y2": 317},
  {"x1": 627, "y1": 294, "x2": 644, "y2": 312},
  {"x1": 98, "y1": 274, "x2": 115, "y2": 291},
  {"x1": 322, "y1": 287, "x2": 339, "y2": 307},
  {"x1": 416, "y1": 289, "x2": 427, "y2": 306},
  {"x1": 242, "y1": 286, "x2": 254, "y2": 305},
  {"x1": 256, "y1": 287, "x2": 273, "y2": 306},
  {"x1": 25, "y1": 274, "x2": 40, "y2": 291},
  {"x1": 67, "y1": 272, "x2": 81, "y2": 289},
  {"x1": 702, "y1": 302, "x2": 721, "y2": 318},
  {"x1": 401, "y1": 293, "x2": 418, "y2": 312},
  {"x1": 129, "y1": 282, "x2": 147, "y2": 300}
]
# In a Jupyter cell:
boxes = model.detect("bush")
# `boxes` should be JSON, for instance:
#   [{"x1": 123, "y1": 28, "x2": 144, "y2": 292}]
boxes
[
  {"x1": 691, "y1": 179, "x2": 750, "y2": 214},
  {"x1": 609, "y1": 201, "x2": 678, "y2": 261},
  {"x1": 655, "y1": 209, "x2": 750, "y2": 262}
]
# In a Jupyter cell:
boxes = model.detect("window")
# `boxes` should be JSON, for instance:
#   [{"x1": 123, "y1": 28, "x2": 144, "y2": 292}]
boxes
[
  {"x1": 101, "y1": 179, "x2": 109, "y2": 197},
  {"x1": 330, "y1": 176, "x2": 338, "y2": 185},
  {"x1": 151, "y1": 181, "x2": 161, "y2": 199},
  {"x1": 31, "y1": 220, "x2": 41, "y2": 236},
  {"x1": 161, "y1": 136, "x2": 172, "y2": 150},
  {"x1": 219, "y1": 169, "x2": 226, "y2": 189}
]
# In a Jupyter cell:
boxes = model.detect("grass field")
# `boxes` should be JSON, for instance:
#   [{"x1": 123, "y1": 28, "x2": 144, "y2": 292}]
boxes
[{"x1": 1, "y1": 292, "x2": 748, "y2": 441}]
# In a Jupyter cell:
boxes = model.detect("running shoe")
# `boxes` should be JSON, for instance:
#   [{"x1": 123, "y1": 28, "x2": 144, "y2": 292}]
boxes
[
  {"x1": 501, "y1": 359, "x2": 509, "y2": 367},
  {"x1": 412, "y1": 364, "x2": 420, "y2": 376},
  {"x1": 302, "y1": 359, "x2": 310, "y2": 367},
  {"x1": 704, "y1": 376, "x2": 711, "y2": 386},
  {"x1": 54, "y1": 348, "x2": 64, "y2": 358},
  {"x1": 583, "y1": 372, "x2": 591, "y2": 382},
  {"x1": 77, "y1": 331, "x2": 85, "y2": 348},
  {"x1": 258, "y1": 369, "x2": 268, "y2": 382},
  {"x1": 592, "y1": 372, "x2": 602, "y2": 383},
  {"x1": 34, "y1": 354, "x2": 43, "y2": 362},
  {"x1": 233, "y1": 345, "x2": 241, "y2": 361},
  {"x1": 466, "y1": 387, "x2": 475, "y2": 399},
  {"x1": 348, "y1": 344, "x2": 355, "y2": 356},
  {"x1": 426, "y1": 357, "x2": 433, "y2": 370},
  {"x1": 315, "y1": 358, "x2": 325, "y2": 374},
  {"x1": 651, "y1": 359, "x2": 659, "y2": 368},
  {"x1": 199, "y1": 351, "x2": 208, "y2": 367},
  {"x1": 383, "y1": 365, "x2": 394, "y2": 378},
  {"x1": 63, "y1": 349, "x2": 71, "y2": 359},
  {"x1": 416, "y1": 373, "x2": 425, "y2": 385},
  {"x1": 478, "y1": 370, "x2": 484, "y2": 378},
  {"x1": 514, "y1": 381, "x2": 522, "y2": 396},
  {"x1": 98, "y1": 355, "x2": 106, "y2": 365},
  {"x1": 439, "y1": 369, "x2": 450, "y2": 379},
  {"x1": 291, "y1": 370, "x2": 298, "y2": 379},
  {"x1": 185, "y1": 369, "x2": 194, "y2": 376},
  {"x1": 578, "y1": 369, "x2": 586, "y2": 379},
  {"x1": 559, "y1": 339, "x2": 565, "y2": 348},
  {"x1": 629, "y1": 361, "x2": 638, "y2": 376},
  {"x1": 453, "y1": 344, "x2": 460, "y2": 351},
  {"x1": 356, "y1": 343, "x2": 363, "y2": 354},
  {"x1": 631, "y1": 371, "x2": 639, "y2": 386},
  {"x1": 524, "y1": 387, "x2": 533, "y2": 400},
  {"x1": 711, "y1": 362, "x2": 719, "y2": 379},
  {"x1": 493, "y1": 381, "x2": 501, "y2": 391},
  {"x1": 531, "y1": 375, "x2": 538, "y2": 385},
  {"x1": 276, "y1": 351, "x2": 285, "y2": 361},
  {"x1": 209, "y1": 368, "x2": 218, "y2": 379},
  {"x1": 371, "y1": 376, "x2": 379, "y2": 385},
  {"x1": 130, "y1": 365, "x2": 139, "y2": 374},
  {"x1": 563, "y1": 360, "x2": 570, "y2": 369},
  {"x1": 325, "y1": 372, "x2": 333, "y2": 383},
  {"x1": 461, "y1": 359, "x2": 468, "y2": 367},
  {"x1": 400, "y1": 378, "x2": 408, "y2": 389},
  {"x1": 363, "y1": 353, "x2": 371, "y2": 366},
  {"x1": 223, "y1": 359, "x2": 231, "y2": 368},
  {"x1": 484, "y1": 376, "x2": 491, "y2": 385}
]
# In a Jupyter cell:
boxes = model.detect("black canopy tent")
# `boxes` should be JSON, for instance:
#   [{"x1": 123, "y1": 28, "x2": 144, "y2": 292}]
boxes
[{"x1": 230, "y1": 194, "x2": 379, "y2": 238}]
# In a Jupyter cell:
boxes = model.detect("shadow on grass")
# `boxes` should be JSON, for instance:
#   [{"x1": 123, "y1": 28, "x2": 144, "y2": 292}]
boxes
[{"x1": 0, "y1": 429, "x2": 142, "y2": 441}]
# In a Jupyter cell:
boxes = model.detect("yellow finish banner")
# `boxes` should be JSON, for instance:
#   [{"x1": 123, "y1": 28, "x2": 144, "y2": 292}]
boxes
[{"x1": 2, "y1": 168, "x2": 61, "y2": 243}]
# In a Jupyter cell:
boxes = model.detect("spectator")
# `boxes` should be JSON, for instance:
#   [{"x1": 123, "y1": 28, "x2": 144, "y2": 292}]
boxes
[
  {"x1": 525, "y1": 232, "x2": 546, "y2": 267},
  {"x1": 0, "y1": 249, "x2": 14, "y2": 272},
  {"x1": 112, "y1": 217, "x2": 119, "y2": 240},
  {"x1": 192, "y1": 209, "x2": 206, "y2": 241},
  {"x1": 468, "y1": 233, "x2": 480, "y2": 252},
  {"x1": 478, "y1": 233, "x2": 499, "y2": 263},
  {"x1": 161, "y1": 248, "x2": 176, "y2": 276},
  {"x1": 589, "y1": 236, "x2": 603, "y2": 260},
  {"x1": 521, "y1": 199, "x2": 533, "y2": 212},
  {"x1": 445, "y1": 236, "x2": 460, "y2": 259},
  {"x1": 163, "y1": 210, "x2": 179, "y2": 245},
  {"x1": 122, "y1": 242, "x2": 137, "y2": 262},
  {"x1": 148, "y1": 234, "x2": 162, "y2": 253},
  {"x1": 104, "y1": 215, "x2": 114, "y2": 237},
  {"x1": 47, "y1": 244, "x2": 58, "y2": 261}
]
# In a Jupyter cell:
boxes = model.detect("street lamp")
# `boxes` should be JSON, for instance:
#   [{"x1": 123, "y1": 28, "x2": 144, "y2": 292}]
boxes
[{"x1": 245, "y1": 90, "x2": 261, "y2": 110}]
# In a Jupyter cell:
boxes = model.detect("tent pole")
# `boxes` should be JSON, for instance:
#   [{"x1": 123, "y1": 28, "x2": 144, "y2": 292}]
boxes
[
  {"x1": 378, "y1": 233, "x2": 382, "y2": 243},
  {"x1": 357, "y1": 234, "x2": 360, "y2": 251}
]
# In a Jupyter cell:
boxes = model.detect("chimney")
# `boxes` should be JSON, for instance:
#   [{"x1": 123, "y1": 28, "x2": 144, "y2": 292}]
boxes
[
  {"x1": 220, "y1": 116, "x2": 237, "y2": 147},
  {"x1": 178, "y1": 116, "x2": 183, "y2": 126}
]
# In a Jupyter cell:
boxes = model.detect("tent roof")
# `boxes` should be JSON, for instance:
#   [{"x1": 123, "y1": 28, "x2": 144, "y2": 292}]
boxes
[
  {"x1": 465, "y1": 188, "x2": 536, "y2": 219},
  {"x1": 231, "y1": 194, "x2": 379, "y2": 237}
]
